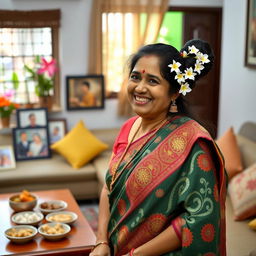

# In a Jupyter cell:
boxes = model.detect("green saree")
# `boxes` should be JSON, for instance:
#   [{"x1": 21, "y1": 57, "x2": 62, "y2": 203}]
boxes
[{"x1": 106, "y1": 116, "x2": 226, "y2": 256}]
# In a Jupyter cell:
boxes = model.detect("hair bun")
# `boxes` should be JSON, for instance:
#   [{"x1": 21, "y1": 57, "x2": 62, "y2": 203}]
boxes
[{"x1": 180, "y1": 39, "x2": 214, "y2": 83}]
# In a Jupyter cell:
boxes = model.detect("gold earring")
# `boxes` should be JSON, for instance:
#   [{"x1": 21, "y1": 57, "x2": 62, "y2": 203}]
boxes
[{"x1": 169, "y1": 99, "x2": 178, "y2": 113}]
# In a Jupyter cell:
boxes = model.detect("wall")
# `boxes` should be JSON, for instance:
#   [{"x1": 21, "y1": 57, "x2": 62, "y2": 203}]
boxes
[
  {"x1": 1, "y1": 0, "x2": 127, "y2": 130},
  {"x1": 170, "y1": 0, "x2": 222, "y2": 7},
  {"x1": 3, "y1": 0, "x2": 256, "y2": 134},
  {"x1": 218, "y1": 0, "x2": 256, "y2": 136}
]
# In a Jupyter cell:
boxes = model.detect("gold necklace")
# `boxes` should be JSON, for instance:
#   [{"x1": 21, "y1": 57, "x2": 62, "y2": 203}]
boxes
[{"x1": 109, "y1": 118, "x2": 168, "y2": 192}]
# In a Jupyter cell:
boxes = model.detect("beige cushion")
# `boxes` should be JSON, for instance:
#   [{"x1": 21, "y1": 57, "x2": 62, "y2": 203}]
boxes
[
  {"x1": 228, "y1": 163, "x2": 256, "y2": 220},
  {"x1": 236, "y1": 134, "x2": 256, "y2": 168},
  {"x1": 216, "y1": 127, "x2": 243, "y2": 180},
  {"x1": 0, "y1": 154, "x2": 97, "y2": 184},
  {"x1": 93, "y1": 151, "x2": 112, "y2": 185},
  {"x1": 91, "y1": 128, "x2": 119, "y2": 149}
]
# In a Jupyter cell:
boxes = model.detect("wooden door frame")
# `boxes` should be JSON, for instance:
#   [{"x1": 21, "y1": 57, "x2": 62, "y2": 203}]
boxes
[{"x1": 168, "y1": 6, "x2": 222, "y2": 136}]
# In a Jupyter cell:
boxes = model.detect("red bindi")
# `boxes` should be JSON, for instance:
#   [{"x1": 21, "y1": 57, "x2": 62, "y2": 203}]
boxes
[{"x1": 142, "y1": 69, "x2": 145, "y2": 73}]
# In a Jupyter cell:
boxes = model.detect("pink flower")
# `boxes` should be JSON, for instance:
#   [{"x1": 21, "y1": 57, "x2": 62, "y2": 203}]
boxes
[
  {"x1": 246, "y1": 179, "x2": 256, "y2": 191},
  {"x1": 3, "y1": 89, "x2": 15, "y2": 99},
  {"x1": 37, "y1": 58, "x2": 57, "y2": 77}
]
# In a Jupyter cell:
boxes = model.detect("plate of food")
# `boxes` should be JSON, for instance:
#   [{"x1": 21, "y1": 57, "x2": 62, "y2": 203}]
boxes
[
  {"x1": 46, "y1": 211, "x2": 78, "y2": 225},
  {"x1": 38, "y1": 200, "x2": 67, "y2": 215},
  {"x1": 12, "y1": 211, "x2": 44, "y2": 226},
  {"x1": 38, "y1": 222, "x2": 71, "y2": 241},
  {"x1": 5, "y1": 225, "x2": 37, "y2": 244},
  {"x1": 9, "y1": 190, "x2": 37, "y2": 212}
]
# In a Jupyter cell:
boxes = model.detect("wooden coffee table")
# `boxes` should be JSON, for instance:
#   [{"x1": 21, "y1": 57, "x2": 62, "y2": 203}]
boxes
[{"x1": 0, "y1": 189, "x2": 96, "y2": 256}]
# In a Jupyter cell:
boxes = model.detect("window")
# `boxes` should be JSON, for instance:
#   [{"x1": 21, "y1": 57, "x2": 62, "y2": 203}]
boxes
[
  {"x1": 102, "y1": 13, "x2": 135, "y2": 94},
  {"x1": 156, "y1": 11, "x2": 184, "y2": 50},
  {"x1": 0, "y1": 10, "x2": 60, "y2": 107},
  {"x1": 101, "y1": 12, "x2": 179, "y2": 95}
]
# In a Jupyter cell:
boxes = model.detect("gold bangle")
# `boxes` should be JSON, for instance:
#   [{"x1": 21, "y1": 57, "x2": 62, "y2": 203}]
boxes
[{"x1": 91, "y1": 241, "x2": 109, "y2": 252}]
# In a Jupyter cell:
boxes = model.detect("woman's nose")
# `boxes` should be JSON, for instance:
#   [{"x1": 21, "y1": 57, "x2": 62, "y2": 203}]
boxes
[{"x1": 135, "y1": 80, "x2": 147, "y2": 92}]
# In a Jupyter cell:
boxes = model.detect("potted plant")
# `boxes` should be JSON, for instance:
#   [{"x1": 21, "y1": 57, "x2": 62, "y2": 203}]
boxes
[
  {"x1": 24, "y1": 56, "x2": 58, "y2": 111},
  {"x1": 0, "y1": 91, "x2": 19, "y2": 128}
]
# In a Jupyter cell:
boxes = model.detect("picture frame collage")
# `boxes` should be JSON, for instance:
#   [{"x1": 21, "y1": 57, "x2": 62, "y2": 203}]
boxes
[
  {"x1": 0, "y1": 108, "x2": 68, "y2": 171},
  {"x1": 1, "y1": 74, "x2": 105, "y2": 171}
]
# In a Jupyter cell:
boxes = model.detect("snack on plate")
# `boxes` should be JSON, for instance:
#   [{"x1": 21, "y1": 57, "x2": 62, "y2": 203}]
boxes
[
  {"x1": 48, "y1": 214, "x2": 72, "y2": 222},
  {"x1": 6, "y1": 228, "x2": 34, "y2": 237},
  {"x1": 41, "y1": 223, "x2": 66, "y2": 235},
  {"x1": 40, "y1": 202, "x2": 62, "y2": 210},
  {"x1": 12, "y1": 211, "x2": 43, "y2": 224},
  {"x1": 11, "y1": 190, "x2": 35, "y2": 202}
]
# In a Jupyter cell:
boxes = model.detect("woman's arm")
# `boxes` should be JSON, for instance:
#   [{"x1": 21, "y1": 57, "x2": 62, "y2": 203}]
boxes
[
  {"x1": 97, "y1": 184, "x2": 111, "y2": 242},
  {"x1": 90, "y1": 184, "x2": 111, "y2": 256},
  {"x1": 131, "y1": 224, "x2": 181, "y2": 256}
]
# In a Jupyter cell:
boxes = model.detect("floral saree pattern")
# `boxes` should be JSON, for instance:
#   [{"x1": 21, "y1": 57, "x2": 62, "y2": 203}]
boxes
[{"x1": 106, "y1": 117, "x2": 226, "y2": 256}]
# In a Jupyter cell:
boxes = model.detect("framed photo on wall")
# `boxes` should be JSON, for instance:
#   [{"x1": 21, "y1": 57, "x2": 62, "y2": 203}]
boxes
[
  {"x1": 66, "y1": 75, "x2": 105, "y2": 110},
  {"x1": 13, "y1": 127, "x2": 51, "y2": 161},
  {"x1": 48, "y1": 118, "x2": 67, "y2": 144},
  {"x1": 0, "y1": 145, "x2": 16, "y2": 170},
  {"x1": 245, "y1": 0, "x2": 256, "y2": 67},
  {"x1": 16, "y1": 108, "x2": 48, "y2": 128}
]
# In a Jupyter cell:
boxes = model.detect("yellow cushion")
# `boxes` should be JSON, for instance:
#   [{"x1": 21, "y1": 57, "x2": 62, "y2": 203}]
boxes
[
  {"x1": 216, "y1": 127, "x2": 243, "y2": 180},
  {"x1": 51, "y1": 120, "x2": 108, "y2": 169},
  {"x1": 248, "y1": 218, "x2": 256, "y2": 231}
]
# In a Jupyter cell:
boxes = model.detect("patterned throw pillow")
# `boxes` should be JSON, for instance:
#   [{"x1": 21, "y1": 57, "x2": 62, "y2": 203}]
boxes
[{"x1": 228, "y1": 163, "x2": 256, "y2": 220}]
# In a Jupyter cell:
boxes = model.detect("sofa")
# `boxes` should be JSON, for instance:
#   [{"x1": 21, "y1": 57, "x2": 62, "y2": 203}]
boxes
[
  {"x1": 0, "y1": 127, "x2": 119, "y2": 200},
  {"x1": 225, "y1": 122, "x2": 256, "y2": 256},
  {"x1": 1, "y1": 122, "x2": 256, "y2": 255}
]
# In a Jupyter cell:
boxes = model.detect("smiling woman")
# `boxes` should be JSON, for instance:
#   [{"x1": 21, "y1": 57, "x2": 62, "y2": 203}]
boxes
[{"x1": 90, "y1": 40, "x2": 227, "y2": 256}]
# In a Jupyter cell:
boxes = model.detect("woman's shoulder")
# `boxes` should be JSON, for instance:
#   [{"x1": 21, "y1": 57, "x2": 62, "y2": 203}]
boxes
[
  {"x1": 112, "y1": 116, "x2": 139, "y2": 154},
  {"x1": 118, "y1": 116, "x2": 139, "y2": 138}
]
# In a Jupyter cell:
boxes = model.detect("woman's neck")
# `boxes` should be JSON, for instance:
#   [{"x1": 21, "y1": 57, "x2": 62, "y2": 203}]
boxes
[
  {"x1": 139, "y1": 115, "x2": 168, "y2": 134},
  {"x1": 130, "y1": 115, "x2": 168, "y2": 143}
]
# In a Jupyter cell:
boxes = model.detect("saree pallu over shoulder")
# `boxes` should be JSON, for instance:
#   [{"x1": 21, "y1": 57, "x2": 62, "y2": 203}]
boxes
[{"x1": 106, "y1": 117, "x2": 226, "y2": 256}]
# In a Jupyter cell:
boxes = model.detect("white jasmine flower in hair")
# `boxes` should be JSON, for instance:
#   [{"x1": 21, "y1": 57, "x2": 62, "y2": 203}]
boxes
[
  {"x1": 194, "y1": 60, "x2": 204, "y2": 74},
  {"x1": 184, "y1": 67, "x2": 196, "y2": 80},
  {"x1": 168, "y1": 60, "x2": 181, "y2": 73},
  {"x1": 175, "y1": 72, "x2": 185, "y2": 84},
  {"x1": 179, "y1": 83, "x2": 192, "y2": 96},
  {"x1": 197, "y1": 52, "x2": 210, "y2": 64},
  {"x1": 188, "y1": 45, "x2": 199, "y2": 55}
]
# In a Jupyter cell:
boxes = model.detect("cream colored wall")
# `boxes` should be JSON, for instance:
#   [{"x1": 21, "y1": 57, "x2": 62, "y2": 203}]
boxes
[
  {"x1": 1, "y1": 0, "x2": 127, "y2": 130},
  {"x1": 218, "y1": 0, "x2": 256, "y2": 136},
  {"x1": 3, "y1": 0, "x2": 255, "y2": 134}
]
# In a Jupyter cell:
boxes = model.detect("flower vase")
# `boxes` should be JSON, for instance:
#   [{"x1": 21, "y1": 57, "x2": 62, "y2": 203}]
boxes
[
  {"x1": 1, "y1": 116, "x2": 10, "y2": 128},
  {"x1": 39, "y1": 96, "x2": 53, "y2": 111}
]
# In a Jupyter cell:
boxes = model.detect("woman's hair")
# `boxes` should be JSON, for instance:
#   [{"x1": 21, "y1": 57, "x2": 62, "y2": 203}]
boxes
[{"x1": 128, "y1": 39, "x2": 214, "y2": 134}]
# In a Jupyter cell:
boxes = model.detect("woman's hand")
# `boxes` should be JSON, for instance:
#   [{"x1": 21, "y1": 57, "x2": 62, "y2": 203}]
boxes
[{"x1": 89, "y1": 243, "x2": 111, "y2": 256}]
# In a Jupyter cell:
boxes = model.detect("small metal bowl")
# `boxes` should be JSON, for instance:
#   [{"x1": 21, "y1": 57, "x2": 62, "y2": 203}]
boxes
[
  {"x1": 5, "y1": 225, "x2": 37, "y2": 244},
  {"x1": 38, "y1": 222, "x2": 71, "y2": 241},
  {"x1": 38, "y1": 200, "x2": 68, "y2": 215},
  {"x1": 12, "y1": 211, "x2": 44, "y2": 226},
  {"x1": 9, "y1": 194, "x2": 37, "y2": 212},
  {"x1": 46, "y1": 211, "x2": 78, "y2": 225}
]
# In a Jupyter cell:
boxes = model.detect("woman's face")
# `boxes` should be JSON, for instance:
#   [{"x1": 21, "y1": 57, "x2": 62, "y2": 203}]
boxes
[
  {"x1": 127, "y1": 55, "x2": 173, "y2": 120},
  {"x1": 33, "y1": 135, "x2": 41, "y2": 144}
]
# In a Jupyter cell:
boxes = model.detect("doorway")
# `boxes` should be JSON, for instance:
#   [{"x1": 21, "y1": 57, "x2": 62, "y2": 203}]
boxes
[{"x1": 163, "y1": 7, "x2": 222, "y2": 138}]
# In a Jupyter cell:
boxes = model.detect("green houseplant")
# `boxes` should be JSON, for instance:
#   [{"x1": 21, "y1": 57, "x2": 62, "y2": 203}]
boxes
[{"x1": 24, "y1": 56, "x2": 57, "y2": 110}]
